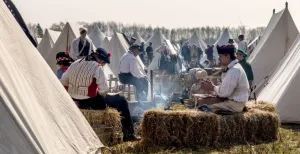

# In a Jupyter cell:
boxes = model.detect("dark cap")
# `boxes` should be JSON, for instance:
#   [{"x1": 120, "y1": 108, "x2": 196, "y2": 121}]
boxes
[
  {"x1": 131, "y1": 37, "x2": 136, "y2": 41},
  {"x1": 238, "y1": 35, "x2": 244, "y2": 39},
  {"x1": 94, "y1": 48, "x2": 110, "y2": 64},
  {"x1": 129, "y1": 44, "x2": 140, "y2": 50},
  {"x1": 79, "y1": 27, "x2": 87, "y2": 34}
]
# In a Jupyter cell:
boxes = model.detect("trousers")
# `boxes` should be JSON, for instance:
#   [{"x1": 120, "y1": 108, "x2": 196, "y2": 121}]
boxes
[{"x1": 119, "y1": 73, "x2": 148, "y2": 101}]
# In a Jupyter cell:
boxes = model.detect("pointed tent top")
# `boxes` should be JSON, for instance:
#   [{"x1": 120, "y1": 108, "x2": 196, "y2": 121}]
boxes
[
  {"x1": 285, "y1": 2, "x2": 288, "y2": 8},
  {"x1": 273, "y1": 9, "x2": 276, "y2": 14}
]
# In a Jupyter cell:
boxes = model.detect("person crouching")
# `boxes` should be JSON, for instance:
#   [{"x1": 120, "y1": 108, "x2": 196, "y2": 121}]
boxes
[{"x1": 60, "y1": 48, "x2": 138, "y2": 141}]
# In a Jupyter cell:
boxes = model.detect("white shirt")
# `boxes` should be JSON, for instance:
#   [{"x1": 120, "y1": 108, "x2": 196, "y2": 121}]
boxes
[
  {"x1": 60, "y1": 59, "x2": 108, "y2": 100},
  {"x1": 70, "y1": 38, "x2": 94, "y2": 60},
  {"x1": 214, "y1": 59, "x2": 250, "y2": 102},
  {"x1": 238, "y1": 40, "x2": 248, "y2": 53},
  {"x1": 119, "y1": 52, "x2": 145, "y2": 78}
]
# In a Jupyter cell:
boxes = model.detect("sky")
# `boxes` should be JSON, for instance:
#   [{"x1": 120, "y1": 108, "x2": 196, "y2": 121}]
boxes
[{"x1": 12, "y1": 0, "x2": 300, "y2": 29}]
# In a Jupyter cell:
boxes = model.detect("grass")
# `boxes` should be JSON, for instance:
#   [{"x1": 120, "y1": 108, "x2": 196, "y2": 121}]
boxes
[{"x1": 102, "y1": 125, "x2": 300, "y2": 154}]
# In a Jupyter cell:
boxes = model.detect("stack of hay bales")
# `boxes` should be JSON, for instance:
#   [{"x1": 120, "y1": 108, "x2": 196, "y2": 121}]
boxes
[
  {"x1": 141, "y1": 101, "x2": 279, "y2": 148},
  {"x1": 81, "y1": 108, "x2": 123, "y2": 146}
]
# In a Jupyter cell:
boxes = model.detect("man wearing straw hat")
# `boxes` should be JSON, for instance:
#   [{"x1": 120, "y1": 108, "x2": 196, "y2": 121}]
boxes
[
  {"x1": 236, "y1": 49, "x2": 254, "y2": 87},
  {"x1": 70, "y1": 27, "x2": 94, "y2": 60},
  {"x1": 200, "y1": 45, "x2": 249, "y2": 113},
  {"x1": 60, "y1": 48, "x2": 138, "y2": 141}
]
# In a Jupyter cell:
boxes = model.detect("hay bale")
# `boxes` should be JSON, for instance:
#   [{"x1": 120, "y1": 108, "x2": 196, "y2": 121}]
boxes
[
  {"x1": 141, "y1": 108, "x2": 279, "y2": 148},
  {"x1": 247, "y1": 101, "x2": 276, "y2": 113},
  {"x1": 81, "y1": 108, "x2": 123, "y2": 146},
  {"x1": 141, "y1": 110, "x2": 219, "y2": 148},
  {"x1": 219, "y1": 109, "x2": 279, "y2": 145}
]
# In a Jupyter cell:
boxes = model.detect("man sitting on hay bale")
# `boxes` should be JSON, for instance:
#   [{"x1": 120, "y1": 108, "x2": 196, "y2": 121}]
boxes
[
  {"x1": 200, "y1": 45, "x2": 250, "y2": 113},
  {"x1": 60, "y1": 48, "x2": 138, "y2": 141}
]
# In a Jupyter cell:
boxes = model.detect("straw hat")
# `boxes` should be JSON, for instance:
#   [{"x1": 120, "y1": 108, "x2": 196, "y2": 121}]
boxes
[{"x1": 195, "y1": 70, "x2": 208, "y2": 80}]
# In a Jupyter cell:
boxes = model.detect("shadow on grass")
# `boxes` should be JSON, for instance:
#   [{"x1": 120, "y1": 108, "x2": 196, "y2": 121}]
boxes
[{"x1": 281, "y1": 123, "x2": 300, "y2": 132}]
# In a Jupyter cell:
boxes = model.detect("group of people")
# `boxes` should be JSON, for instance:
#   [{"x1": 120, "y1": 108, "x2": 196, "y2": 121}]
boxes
[
  {"x1": 181, "y1": 42, "x2": 204, "y2": 67},
  {"x1": 54, "y1": 28, "x2": 254, "y2": 144},
  {"x1": 54, "y1": 27, "x2": 152, "y2": 142},
  {"x1": 129, "y1": 37, "x2": 154, "y2": 65}
]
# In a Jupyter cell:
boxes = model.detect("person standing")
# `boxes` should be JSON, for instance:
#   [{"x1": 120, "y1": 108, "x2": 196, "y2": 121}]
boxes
[
  {"x1": 146, "y1": 42, "x2": 154, "y2": 64},
  {"x1": 119, "y1": 44, "x2": 149, "y2": 101},
  {"x1": 206, "y1": 45, "x2": 214, "y2": 66},
  {"x1": 60, "y1": 48, "x2": 138, "y2": 141},
  {"x1": 181, "y1": 42, "x2": 191, "y2": 65},
  {"x1": 129, "y1": 37, "x2": 136, "y2": 46},
  {"x1": 70, "y1": 28, "x2": 94, "y2": 60},
  {"x1": 238, "y1": 35, "x2": 248, "y2": 54},
  {"x1": 139, "y1": 42, "x2": 146, "y2": 64},
  {"x1": 236, "y1": 49, "x2": 254, "y2": 87}
]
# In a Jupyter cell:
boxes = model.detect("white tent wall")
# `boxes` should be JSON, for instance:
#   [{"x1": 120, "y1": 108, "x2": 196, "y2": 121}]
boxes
[
  {"x1": 0, "y1": 1, "x2": 102, "y2": 153},
  {"x1": 213, "y1": 29, "x2": 237, "y2": 64},
  {"x1": 46, "y1": 22, "x2": 76, "y2": 72},
  {"x1": 48, "y1": 30, "x2": 60, "y2": 44},
  {"x1": 37, "y1": 29, "x2": 54, "y2": 59},
  {"x1": 101, "y1": 37, "x2": 111, "y2": 52},
  {"x1": 248, "y1": 8, "x2": 299, "y2": 93},
  {"x1": 188, "y1": 32, "x2": 208, "y2": 64},
  {"x1": 258, "y1": 36, "x2": 300, "y2": 123},
  {"x1": 88, "y1": 25, "x2": 106, "y2": 48},
  {"x1": 132, "y1": 31, "x2": 145, "y2": 45}
]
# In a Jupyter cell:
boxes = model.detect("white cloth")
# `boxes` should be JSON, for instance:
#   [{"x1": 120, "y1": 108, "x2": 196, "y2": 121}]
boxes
[
  {"x1": 60, "y1": 59, "x2": 108, "y2": 100},
  {"x1": 119, "y1": 52, "x2": 145, "y2": 78},
  {"x1": 70, "y1": 37, "x2": 94, "y2": 60},
  {"x1": 238, "y1": 40, "x2": 248, "y2": 53},
  {"x1": 214, "y1": 59, "x2": 250, "y2": 102}
]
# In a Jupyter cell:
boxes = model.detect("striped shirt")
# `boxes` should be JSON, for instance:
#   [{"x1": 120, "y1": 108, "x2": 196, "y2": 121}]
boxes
[{"x1": 60, "y1": 59, "x2": 108, "y2": 100}]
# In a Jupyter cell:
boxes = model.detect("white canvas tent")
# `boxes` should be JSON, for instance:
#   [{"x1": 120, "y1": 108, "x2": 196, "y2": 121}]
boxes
[
  {"x1": 48, "y1": 29, "x2": 60, "y2": 44},
  {"x1": 258, "y1": 35, "x2": 300, "y2": 123},
  {"x1": 46, "y1": 22, "x2": 77, "y2": 72},
  {"x1": 101, "y1": 37, "x2": 111, "y2": 52},
  {"x1": 108, "y1": 32, "x2": 145, "y2": 75},
  {"x1": 132, "y1": 31, "x2": 145, "y2": 45},
  {"x1": 213, "y1": 28, "x2": 237, "y2": 63},
  {"x1": 188, "y1": 32, "x2": 207, "y2": 52},
  {"x1": 188, "y1": 32, "x2": 208, "y2": 64},
  {"x1": 248, "y1": 36, "x2": 261, "y2": 55},
  {"x1": 248, "y1": 7, "x2": 299, "y2": 93},
  {"x1": 88, "y1": 25, "x2": 106, "y2": 48},
  {"x1": 0, "y1": 1, "x2": 103, "y2": 153},
  {"x1": 37, "y1": 29, "x2": 55, "y2": 59}
]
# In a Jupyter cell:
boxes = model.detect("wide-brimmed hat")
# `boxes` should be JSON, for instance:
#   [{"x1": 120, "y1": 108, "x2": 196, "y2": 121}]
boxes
[
  {"x1": 94, "y1": 48, "x2": 111, "y2": 64},
  {"x1": 195, "y1": 70, "x2": 208, "y2": 80}
]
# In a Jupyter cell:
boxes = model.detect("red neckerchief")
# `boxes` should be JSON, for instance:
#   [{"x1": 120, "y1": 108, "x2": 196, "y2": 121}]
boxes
[{"x1": 60, "y1": 66, "x2": 69, "y2": 72}]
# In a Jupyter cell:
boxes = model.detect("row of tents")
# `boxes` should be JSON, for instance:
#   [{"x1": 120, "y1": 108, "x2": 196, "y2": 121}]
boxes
[
  {"x1": 0, "y1": 0, "x2": 299, "y2": 152},
  {"x1": 36, "y1": 4, "x2": 300, "y2": 124}
]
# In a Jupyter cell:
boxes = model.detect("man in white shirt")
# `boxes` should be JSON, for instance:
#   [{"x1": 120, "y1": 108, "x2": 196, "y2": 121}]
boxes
[
  {"x1": 200, "y1": 45, "x2": 250, "y2": 113},
  {"x1": 119, "y1": 44, "x2": 148, "y2": 101},
  {"x1": 238, "y1": 35, "x2": 248, "y2": 54},
  {"x1": 61, "y1": 48, "x2": 137, "y2": 141},
  {"x1": 70, "y1": 27, "x2": 94, "y2": 60}
]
